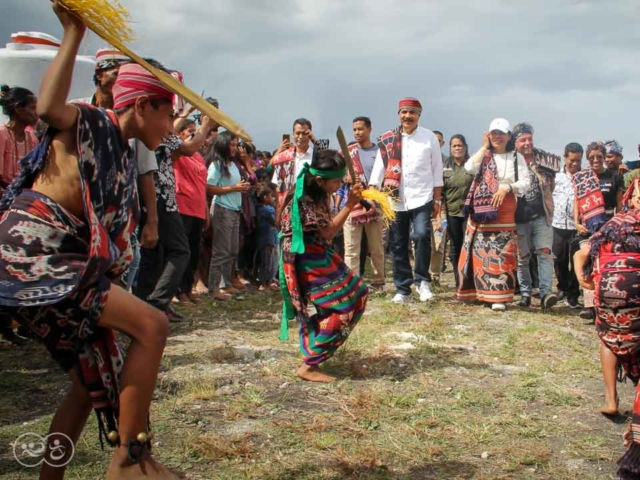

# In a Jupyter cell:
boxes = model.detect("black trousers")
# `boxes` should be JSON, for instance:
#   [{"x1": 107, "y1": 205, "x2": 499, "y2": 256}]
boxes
[
  {"x1": 179, "y1": 214, "x2": 205, "y2": 295},
  {"x1": 553, "y1": 227, "x2": 579, "y2": 301},
  {"x1": 135, "y1": 200, "x2": 190, "y2": 309},
  {"x1": 446, "y1": 215, "x2": 466, "y2": 286}
]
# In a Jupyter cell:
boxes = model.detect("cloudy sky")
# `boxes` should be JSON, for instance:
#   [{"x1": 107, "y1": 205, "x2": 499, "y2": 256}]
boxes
[{"x1": 2, "y1": 0, "x2": 639, "y2": 158}]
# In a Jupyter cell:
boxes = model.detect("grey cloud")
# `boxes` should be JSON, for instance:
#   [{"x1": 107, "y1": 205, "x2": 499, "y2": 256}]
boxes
[{"x1": 1, "y1": 0, "x2": 638, "y2": 158}]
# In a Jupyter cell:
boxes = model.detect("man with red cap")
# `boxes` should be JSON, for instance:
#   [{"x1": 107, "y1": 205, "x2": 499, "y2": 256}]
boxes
[
  {"x1": 370, "y1": 97, "x2": 444, "y2": 304},
  {"x1": 0, "y1": 3, "x2": 180, "y2": 479}
]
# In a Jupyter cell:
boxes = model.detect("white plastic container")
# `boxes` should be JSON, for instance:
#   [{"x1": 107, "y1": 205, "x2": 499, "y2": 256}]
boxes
[{"x1": 0, "y1": 32, "x2": 95, "y2": 123}]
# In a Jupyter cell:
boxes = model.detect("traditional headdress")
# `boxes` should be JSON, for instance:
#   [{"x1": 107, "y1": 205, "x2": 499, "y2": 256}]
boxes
[
  {"x1": 95, "y1": 47, "x2": 130, "y2": 71},
  {"x1": 398, "y1": 97, "x2": 422, "y2": 114},
  {"x1": 605, "y1": 140, "x2": 623, "y2": 155},
  {"x1": 112, "y1": 63, "x2": 174, "y2": 110},
  {"x1": 512, "y1": 122, "x2": 534, "y2": 139}
]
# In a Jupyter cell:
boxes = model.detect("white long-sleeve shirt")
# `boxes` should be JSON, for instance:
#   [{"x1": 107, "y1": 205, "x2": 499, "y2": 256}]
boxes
[
  {"x1": 369, "y1": 126, "x2": 444, "y2": 211},
  {"x1": 464, "y1": 149, "x2": 531, "y2": 196}
]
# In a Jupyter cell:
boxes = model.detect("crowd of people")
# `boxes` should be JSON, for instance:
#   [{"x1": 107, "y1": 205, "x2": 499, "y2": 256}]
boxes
[{"x1": 2, "y1": 4, "x2": 640, "y2": 479}]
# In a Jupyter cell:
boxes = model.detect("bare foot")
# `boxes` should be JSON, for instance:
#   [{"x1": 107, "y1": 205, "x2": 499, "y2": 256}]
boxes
[
  {"x1": 175, "y1": 293, "x2": 192, "y2": 304},
  {"x1": 212, "y1": 291, "x2": 232, "y2": 301},
  {"x1": 193, "y1": 281, "x2": 208, "y2": 295},
  {"x1": 220, "y1": 287, "x2": 242, "y2": 295},
  {"x1": 186, "y1": 293, "x2": 201, "y2": 304},
  {"x1": 107, "y1": 449, "x2": 180, "y2": 479},
  {"x1": 296, "y1": 364, "x2": 336, "y2": 383},
  {"x1": 601, "y1": 395, "x2": 619, "y2": 416}
]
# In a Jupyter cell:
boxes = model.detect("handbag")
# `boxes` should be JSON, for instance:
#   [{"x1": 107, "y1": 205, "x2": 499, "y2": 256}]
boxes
[{"x1": 513, "y1": 152, "x2": 531, "y2": 223}]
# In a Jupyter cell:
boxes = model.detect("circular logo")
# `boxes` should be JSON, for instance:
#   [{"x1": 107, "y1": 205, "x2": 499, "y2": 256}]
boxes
[
  {"x1": 44, "y1": 432, "x2": 75, "y2": 468},
  {"x1": 12, "y1": 432, "x2": 74, "y2": 468},
  {"x1": 13, "y1": 433, "x2": 46, "y2": 468}
]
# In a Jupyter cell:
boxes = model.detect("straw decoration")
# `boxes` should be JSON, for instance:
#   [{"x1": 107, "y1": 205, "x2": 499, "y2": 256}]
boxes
[
  {"x1": 58, "y1": 0, "x2": 134, "y2": 43},
  {"x1": 57, "y1": 0, "x2": 252, "y2": 142},
  {"x1": 362, "y1": 189, "x2": 396, "y2": 227}
]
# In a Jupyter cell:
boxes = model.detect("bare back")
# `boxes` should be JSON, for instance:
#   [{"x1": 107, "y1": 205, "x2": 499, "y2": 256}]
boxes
[{"x1": 31, "y1": 127, "x2": 85, "y2": 219}]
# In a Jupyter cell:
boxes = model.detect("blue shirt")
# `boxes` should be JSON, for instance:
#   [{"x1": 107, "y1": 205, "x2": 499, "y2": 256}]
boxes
[
  {"x1": 207, "y1": 161, "x2": 242, "y2": 211},
  {"x1": 257, "y1": 204, "x2": 278, "y2": 248}
]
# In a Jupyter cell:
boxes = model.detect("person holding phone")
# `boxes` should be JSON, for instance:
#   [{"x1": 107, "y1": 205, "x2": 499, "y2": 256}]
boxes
[{"x1": 271, "y1": 118, "x2": 320, "y2": 204}]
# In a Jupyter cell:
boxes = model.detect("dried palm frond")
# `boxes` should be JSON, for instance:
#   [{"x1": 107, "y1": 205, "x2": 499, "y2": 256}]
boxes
[{"x1": 57, "y1": 0, "x2": 251, "y2": 141}]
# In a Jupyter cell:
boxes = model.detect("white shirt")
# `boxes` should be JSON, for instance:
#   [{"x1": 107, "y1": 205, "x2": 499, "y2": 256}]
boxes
[
  {"x1": 464, "y1": 149, "x2": 531, "y2": 196},
  {"x1": 271, "y1": 144, "x2": 314, "y2": 184},
  {"x1": 369, "y1": 126, "x2": 444, "y2": 211}
]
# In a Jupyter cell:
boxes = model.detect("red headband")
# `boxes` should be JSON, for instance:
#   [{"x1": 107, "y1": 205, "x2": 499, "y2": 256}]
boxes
[
  {"x1": 112, "y1": 64, "x2": 174, "y2": 110},
  {"x1": 398, "y1": 97, "x2": 422, "y2": 112}
]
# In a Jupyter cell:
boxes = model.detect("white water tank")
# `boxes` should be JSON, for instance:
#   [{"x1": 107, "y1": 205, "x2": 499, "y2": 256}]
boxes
[{"x1": 0, "y1": 32, "x2": 95, "y2": 124}]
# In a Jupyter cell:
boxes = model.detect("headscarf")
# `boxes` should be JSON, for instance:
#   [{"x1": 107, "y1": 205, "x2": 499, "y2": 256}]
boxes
[
  {"x1": 398, "y1": 97, "x2": 422, "y2": 114},
  {"x1": 290, "y1": 163, "x2": 346, "y2": 254},
  {"x1": 605, "y1": 140, "x2": 623, "y2": 155},
  {"x1": 112, "y1": 64, "x2": 174, "y2": 110},
  {"x1": 512, "y1": 122, "x2": 534, "y2": 140}
]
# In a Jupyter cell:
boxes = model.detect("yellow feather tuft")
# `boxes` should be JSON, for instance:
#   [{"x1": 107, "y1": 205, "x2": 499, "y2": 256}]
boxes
[{"x1": 362, "y1": 189, "x2": 396, "y2": 227}]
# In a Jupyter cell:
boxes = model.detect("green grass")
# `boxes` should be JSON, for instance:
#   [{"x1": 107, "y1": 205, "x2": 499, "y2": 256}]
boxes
[{"x1": 0, "y1": 272, "x2": 628, "y2": 479}]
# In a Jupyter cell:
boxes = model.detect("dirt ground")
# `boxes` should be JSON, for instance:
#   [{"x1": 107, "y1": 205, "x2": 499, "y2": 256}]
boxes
[{"x1": 0, "y1": 270, "x2": 632, "y2": 479}]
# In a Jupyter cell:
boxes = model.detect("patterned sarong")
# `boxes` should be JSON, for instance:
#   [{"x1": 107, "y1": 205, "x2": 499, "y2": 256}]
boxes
[
  {"x1": 587, "y1": 209, "x2": 640, "y2": 478},
  {"x1": 279, "y1": 196, "x2": 368, "y2": 364},
  {"x1": 456, "y1": 193, "x2": 517, "y2": 303},
  {"x1": 0, "y1": 104, "x2": 138, "y2": 446}
]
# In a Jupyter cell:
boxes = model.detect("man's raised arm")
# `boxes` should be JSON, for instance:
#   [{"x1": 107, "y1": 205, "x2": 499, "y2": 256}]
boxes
[{"x1": 37, "y1": 1, "x2": 86, "y2": 130}]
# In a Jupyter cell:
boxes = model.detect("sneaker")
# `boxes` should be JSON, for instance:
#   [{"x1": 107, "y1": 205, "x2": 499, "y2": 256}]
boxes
[
  {"x1": 579, "y1": 308, "x2": 595, "y2": 320},
  {"x1": 541, "y1": 293, "x2": 558, "y2": 310},
  {"x1": 517, "y1": 295, "x2": 531, "y2": 308},
  {"x1": 491, "y1": 303, "x2": 506, "y2": 311},
  {"x1": 391, "y1": 293, "x2": 412, "y2": 304},
  {"x1": 531, "y1": 287, "x2": 540, "y2": 298},
  {"x1": 418, "y1": 281, "x2": 434, "y2": 302},
  {"x1": 557, "y1": 291, "x2": 567, "y2": 302},
  {"x1": 566, "y1": 297, "x2": 580, "y2": 309},
  {"x1": 164, "y1": 305, "x2": 184, "y2": 323}
]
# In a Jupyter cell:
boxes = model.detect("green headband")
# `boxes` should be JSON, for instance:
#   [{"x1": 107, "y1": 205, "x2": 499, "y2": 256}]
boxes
[{"x1": 290, "y1": 163, "x2": 346, "y2": 254}]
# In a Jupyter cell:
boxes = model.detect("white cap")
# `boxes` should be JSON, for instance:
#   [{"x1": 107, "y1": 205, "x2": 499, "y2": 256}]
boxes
[{"x1": 489, "y1": 118, "x2": 510, "y2": 133}]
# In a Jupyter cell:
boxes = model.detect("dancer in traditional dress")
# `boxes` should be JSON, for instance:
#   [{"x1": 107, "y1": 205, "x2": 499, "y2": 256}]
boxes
[
  {"x1": 456, "y1": 119, "x2": 531, "y2": 311},
  {"x1": 574, "y1": 179, "x2": 640, "y2": 480},
  {"x1": 279, "y1": 149, "x2": 368, "y2": 383},
  {"x1": 0, "y1": 4, "x2": 179, "y2": 479}
]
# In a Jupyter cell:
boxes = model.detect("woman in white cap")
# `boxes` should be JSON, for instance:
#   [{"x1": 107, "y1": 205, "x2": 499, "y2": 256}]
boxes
[{"x1": 456, "y1": 118, "x2": 531, "y2": 311}]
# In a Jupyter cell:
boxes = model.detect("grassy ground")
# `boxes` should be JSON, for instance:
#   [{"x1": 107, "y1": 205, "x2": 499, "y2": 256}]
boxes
[{"x1": 0, "y1": 269, "x2": 631, "y2": 479}]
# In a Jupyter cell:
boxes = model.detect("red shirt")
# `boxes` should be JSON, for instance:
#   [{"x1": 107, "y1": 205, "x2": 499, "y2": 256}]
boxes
[
  {"x1": 173, "y1": 152, "x2": 208, "y2": 219},
  {"x1": 0, "y1": 124, "x2": 38, "y2": 188}
]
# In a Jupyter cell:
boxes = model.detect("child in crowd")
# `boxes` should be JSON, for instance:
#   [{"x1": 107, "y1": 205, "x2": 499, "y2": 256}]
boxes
[{"x1": 255, "y1": 185, "x2": 279, "y2": 291}]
